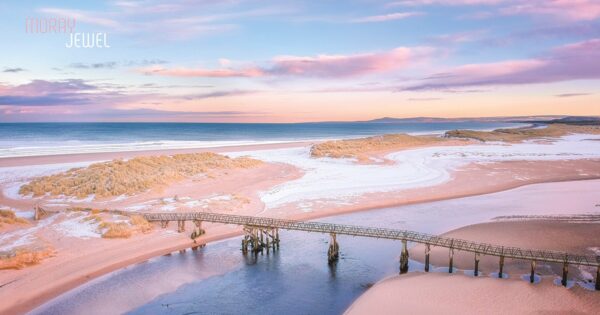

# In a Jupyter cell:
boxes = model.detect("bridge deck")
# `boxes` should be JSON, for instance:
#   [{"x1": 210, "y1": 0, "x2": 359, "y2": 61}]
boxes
[{"x1": 142, "y1": 212, "x2": 600, "y2": 267}]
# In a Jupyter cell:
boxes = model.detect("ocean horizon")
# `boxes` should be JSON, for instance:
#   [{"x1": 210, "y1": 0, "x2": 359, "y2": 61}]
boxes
[{"x1": 0, "y1": 121, "x2": 525, "y2": 158}]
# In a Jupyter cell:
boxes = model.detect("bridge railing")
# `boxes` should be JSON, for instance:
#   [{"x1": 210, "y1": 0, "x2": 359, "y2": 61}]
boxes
[{"x1": 142, "y1": 212, "x2": 600, "y2": 267}]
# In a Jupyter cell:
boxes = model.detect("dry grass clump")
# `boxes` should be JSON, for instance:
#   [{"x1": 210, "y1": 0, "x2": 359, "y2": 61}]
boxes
[
  {"x1": 311, "y1": 134, "x2": 445, "y2": 160},
  {"x1": 99, "y1": 222, "x2": 132, "y2": 238},
  {"x1": 0, "y1": 246, "x2": 54, "y2": 270},
  {"x1": 19, "y1": 152, "x2": 263, "y2": 198},
  {"x1": 130, "y1": 214, "x2": 153, "y2": 233},
  {"x1": 445, "y1": 124, "x2": 600, "y2": 142},
  {"x1": 0, "y1": 209, "x2": 29, "y2": 227},
  {"x1": 96, "y1": 213, "x2": 153, "y2": 238}
]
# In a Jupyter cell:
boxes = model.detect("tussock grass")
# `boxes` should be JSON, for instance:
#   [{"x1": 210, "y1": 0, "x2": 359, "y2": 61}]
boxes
[
  {"x1": 19, "y1": 152, "x2": 262, "y2": 198},
  {"x1": 310, "y1": 134, "x2": 445, "y2": 160},
  {"x1": 445, "y1": 124, "x2": 600, "y2": 142},
  {"x1": 129, "y1": 215, "x2": 153, "y2": 233},
  {"x1": 0, "y1": 247, "x2": 54, "y2": 270},
  {"x1": 0, "y1": 209, "x2": 29, "y2": 227},
  {"x1": 100, "y1": 222, "x2": 132, "y2": 238}
]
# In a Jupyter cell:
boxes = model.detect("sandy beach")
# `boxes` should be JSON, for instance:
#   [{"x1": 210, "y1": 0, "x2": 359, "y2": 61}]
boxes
[
  {"x1": 345, "y1": 272, "x2": 600, "y2": 315},
  {"x1": 2, "y1": 130, "x2": 600, "y2": 314}
]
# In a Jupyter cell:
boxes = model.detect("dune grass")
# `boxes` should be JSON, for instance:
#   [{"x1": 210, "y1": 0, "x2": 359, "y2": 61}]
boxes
[
  {"x1": 19, "y1": 152, "x2": 262, "y2": 199},
  {"x1": 0, "y1": 209, "x2": 29, "y2": 227},
  {"x1": 0, "y1": 247, "x2": 54, "y2": 270},
  {"x1": 310, "y1": 134, "x2": 446, "y2": 161},
  {"x1": 445, "y1": 124, "x2": 600, "y2": 142}
]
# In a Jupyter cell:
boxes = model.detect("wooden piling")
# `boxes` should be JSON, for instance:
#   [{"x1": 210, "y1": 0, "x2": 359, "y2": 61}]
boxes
[
  {"x1": 399, "y1": 239, "x2": 409, "y2": 274},
  {"x1": 177, "y1": 220, "x2": 185, "y2": 233},
  {"x1": 499, "y1": 256, "x2": 505, "y2": 278},
  {"x1": 328, "y1": 233, "x2": 339, "y2": 263},
  {"x1": 561, "y1": 261, "x2": 568, "y2": 287},
  {"x1": 530, "y1": 261, "x2": 536, "y2": 283},
  {"x1": 596, "y1": 266, "x2": 600, "y2": 291},
  {"x1": 449, "y1": 247, "x2": 454, "y2": 274},
  {"x1": 424, "y1": 243, "x2": 430, "y2": 272},
  {"x1": 474, "y1": 253, "x2": 480, "y2": 277}
]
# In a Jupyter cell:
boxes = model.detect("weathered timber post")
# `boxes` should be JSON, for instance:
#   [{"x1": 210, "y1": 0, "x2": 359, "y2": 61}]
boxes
[
  {"x1": 275, "y1": 228, "x2": 280, "y2": 248},
  {"x1": 266, "y1": 229, "x2": 270, "y2": 254},
  {"x1": 177, "y1": 220, "x2": 185, "y2": 233},
  {"x1": 596, "y1": 266, "x2": 600, "y2": 291},
  {"x1": 193, "y1": 220, "x2": 205, "y2": 235},
  {"x1": 561, "y1": 260, "x2": 569, "y2": 287},
  {"x1": 328, "y1": 233, "x2": 339, "y2": 263},
  {"x1": 448, "y1": 240, "x2": 454, "y2": 274},
  {"x1": 160, "y1": 220, "x2": 169, "y2": 228},
  {"x1": 530, "y1": 261, "x2": 536, "y2": 283},
  {"x1": 474, "y1": 253, "x2": 480, "y2": 277},
  {"x1": 499, "y1": 256, "x2": 505, "y2": 279},
  {"x1": 34, "y1": 205, "x2": 50, "y2": 221},
  {"x1": 399, "y1": 239, "x2": 409, "y2": 274},
  {"x1": 424, "y1": 243, "x2": 430, "y2": 272}
]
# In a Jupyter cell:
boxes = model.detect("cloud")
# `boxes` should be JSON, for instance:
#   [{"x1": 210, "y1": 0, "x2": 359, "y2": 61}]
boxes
[
  {"x1": 403, "y1": 38, "x2": 600, "y2": 90},
  {"x1": 139, "y1": 46, "x2": 434, "y2": 78},
  {"x1": 500, "y1": 0, "x2": 600, "y2": 21},
  {"x1": 555, "y1": 93, "x2": 591, "y2": 98},
  {"x1": 39, "y1": 7, "x2": 120, "y2": 28},
  {"x1": 350, "y1": 12, "x2": 422, "y2": 23},
  {"x1": 3, "y1": 68, "x2": 26, "y2": 73},
  {"x1": 0, "y1": 79, "x2": 126, "y2": 107},
  {"x1": 181, "y1": 90, "x2": 259, "y2": 100},
  {"x1": 392, "y1": 0, "x2": 600, "y2": 21},
  {"x1": 69, "y1": 62, "x2": 118, "y2": 69},
  {"x1": 139, "y1": 66, "x2": 265, "y2": 77}
]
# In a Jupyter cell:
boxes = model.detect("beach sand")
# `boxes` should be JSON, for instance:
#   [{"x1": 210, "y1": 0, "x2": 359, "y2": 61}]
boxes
[
  {"x1": 2, "y1": 135, "x2": 600, "y2": 314},
  {"x1": 344, "y1": 272, "x2": 600, "y2": 315}
]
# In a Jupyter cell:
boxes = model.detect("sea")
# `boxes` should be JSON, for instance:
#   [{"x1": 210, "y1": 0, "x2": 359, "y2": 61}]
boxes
[{"x1": 0, "y1": 121, "x2": 525, "y2": 158}]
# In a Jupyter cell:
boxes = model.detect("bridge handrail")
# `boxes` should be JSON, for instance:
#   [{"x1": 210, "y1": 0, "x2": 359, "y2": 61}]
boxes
[{"x1": 142, "y1": 211, "x2": 600, "y2": 267}]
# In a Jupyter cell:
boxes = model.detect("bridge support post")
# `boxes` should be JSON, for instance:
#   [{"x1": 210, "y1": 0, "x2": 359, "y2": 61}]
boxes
[
  {"x1": 399, "y1": 239, "x2": 409, "y2": 274},
  {"x1": 448, "y1": 247, "x2": 454, "y2": 273},
  {"x1": 160, "y1": 220, "x2": 169, "y2": 228},
  {"x1": 530, "y1": 261, "x2": 536, "y2": 283},
  {"x1": 596, "y1": 266, "x2": 600, "y2": 291},
  {"x1": 498, "y1": 256, "x2": 505, "y2": 278},
  {"x1": 474, "y1": 253, "x2": 480, "y2": 277},
  {"x1": 34, "y1": 205, "x2": 47, "y2": 221},
  {"x1": 561, "y1": 261, "x2": 569, "y2": 287},
  {"x1": 328, "y1": 233, "x2": 339, "y2": 264},
  {"x1": 424, "y1": 244, "x2": 430, "y2": 272},
  {"x1": 177, "y1": 220, "x2": 185, "y2": 233}
]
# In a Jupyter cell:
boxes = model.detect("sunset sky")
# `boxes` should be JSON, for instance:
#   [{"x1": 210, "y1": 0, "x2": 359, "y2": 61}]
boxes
[{"x1": 1, "y1": 0, "x2": 599, "y2": 122}]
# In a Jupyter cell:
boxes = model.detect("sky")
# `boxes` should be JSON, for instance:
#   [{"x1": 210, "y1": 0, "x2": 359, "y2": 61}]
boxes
[{"x1": 0, "y1": 0, "x2": 599, "y2": 122}]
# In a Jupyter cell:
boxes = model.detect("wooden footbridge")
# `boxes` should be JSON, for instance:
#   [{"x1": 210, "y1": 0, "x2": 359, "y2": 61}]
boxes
[{"x1": 142, "y1": 211, "x2": 600, "y2": 290}]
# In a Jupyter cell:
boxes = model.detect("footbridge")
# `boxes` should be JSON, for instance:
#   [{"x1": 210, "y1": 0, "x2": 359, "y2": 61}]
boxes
[{"x1": 142, "y1": 211, "x2": 600, "y2": 290}]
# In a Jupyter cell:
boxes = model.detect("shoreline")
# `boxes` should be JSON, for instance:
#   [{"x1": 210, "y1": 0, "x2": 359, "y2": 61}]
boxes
[{"x1": 11, "y1": 175, "x2": 600, "y2": 315}]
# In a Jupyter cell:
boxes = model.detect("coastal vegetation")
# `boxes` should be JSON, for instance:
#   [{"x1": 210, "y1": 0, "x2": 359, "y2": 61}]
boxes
[
  {"x1": 445, "y1": 124, "x2": 600, "y2": 142},
  {"x1": 0, "y1": 209, "x2": 29, "y2": 227},
  {"x1": 19, "y1": 153, "x2": 263, "y2": 198},
  {"x1": 310, "y1": 134, "x2": 447, "y2": 161},
  {"x1": 0, "y1": 246, "x2": 54, "y2": 270}
]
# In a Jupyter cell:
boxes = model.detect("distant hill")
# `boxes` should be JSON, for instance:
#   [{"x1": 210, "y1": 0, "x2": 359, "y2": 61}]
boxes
[
  {"x1": 361, "y1": 116, "x2": 568, "y2": 124},
  {"x1": 526, "y1": 116, "x2": 600, "y2": 126}
]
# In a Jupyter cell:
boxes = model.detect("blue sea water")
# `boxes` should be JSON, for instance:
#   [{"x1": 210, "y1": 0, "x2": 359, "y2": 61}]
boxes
[{"x1": 0, "y1": 122, "x2": 524, "y2": 158}]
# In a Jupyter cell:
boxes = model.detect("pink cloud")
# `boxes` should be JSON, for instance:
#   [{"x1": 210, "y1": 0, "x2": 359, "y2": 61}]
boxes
[
  {"x1": 139, "y1": 47, "x2": 433, "y2": 79},
  {"x1": 404, "y1": 38, "x2": 600, "y2": 90},
  {"x1": 138, "y1": 65, "x2": 265, "y2": 78},
  {"x1": 391, "y1": 0, "x2": 600, "y2": 21},
  {"x1": 501, "y1": 0, "x2": 600, "y2": 21},
  {"x1": 350, "y1": 12, "x2": 423, "y2": 23}
]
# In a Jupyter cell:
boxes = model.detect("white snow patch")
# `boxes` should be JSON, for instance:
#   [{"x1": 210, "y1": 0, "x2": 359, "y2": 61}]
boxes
[{"x1": 54, "y1": 213, "x2": 101, "y2": 239}]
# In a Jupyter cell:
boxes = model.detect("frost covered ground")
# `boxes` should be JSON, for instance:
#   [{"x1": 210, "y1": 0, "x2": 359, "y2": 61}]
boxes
[{"x1": 228, "y1": 134, "x2": 600, "y2": 209}]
